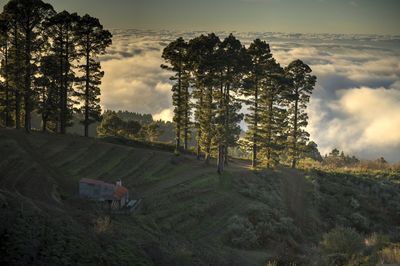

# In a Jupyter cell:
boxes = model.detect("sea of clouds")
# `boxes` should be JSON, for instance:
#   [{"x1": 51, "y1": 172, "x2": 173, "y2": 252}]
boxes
[{"x1": 99, "y1": 29, "x2": 400, "y2": 162}]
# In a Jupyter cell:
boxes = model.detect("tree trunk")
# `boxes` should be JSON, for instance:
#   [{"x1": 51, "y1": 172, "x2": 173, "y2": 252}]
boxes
[
  {"x1": 175, "y1": 63, "x2": 182, "y2": 152},
  {"x1": 59, "y1": 31, "x2": 66, "y2": 134},
  {"x1": 24, "y1": 28, "x2": 32, "y2": 133},
  {"x1": 252, "y1": 143, "x2": 257, "y2": 168},
  {"x1": 42, "y1": 116, "x2": 47, "y2": 132},
  {"x1": 217, "y1": 145, "x2": 224, "y2": 172},
  {"x1": 183, "y1": 86, "x2": 189, "y2": 151},
  {"x1": 266, "y1": 149, "x2": 271, "y2": 169},
  {"x1": 291, "y1": 94, "x2": 299, "y2": 168},
  {"x1": 217, "y1": 145, "x2": 225, "y2": 174},
  {"x1": 41, "y1": 89, "x2": 47, "y2": 132},
  {"x1": 63, "y1": 31, "x2": 70, "y2": 134},
  {"x1": 13, "y1": 24, "x2": 20, "y2": 129},
  {"x1": 252, "y1": 81, "x2": 258, "y2": 168},
  {"x1": 217, "y1": 78, "x2": 224, "y2": 173},
  {"x1": 204, "y1": 145, "x2": 210, "y2": 165},
  {"x1": 84, "y1": 39, "x2": 90, "y2": 137},
  {"x1": 15, "y1": 92, "x2": 20, "y2": 129},
  {"x1": 267, "y1": 93, "x2": 273, "y2": 169},
  {"x1": 224, "y1": 146, "x2": 228, "y2": 166},
  {"x1": 4, "y1": 41, "x2": 11, "y2": 127},
  {"x1": 204, "y1": 87, "x2": 213, "y2": 165},
  {"x1": 183, "y1": 126, "x2": 188, "y2": 150},
  {"x1": 196, "y1": 85, "x2": 203, "y2": 160},
  {"x1": 224, "y1": 81, "x2": 230, "y2": 167},
  {"x1": 196, "y1": 139, "x2": 201, "y2": 159}
]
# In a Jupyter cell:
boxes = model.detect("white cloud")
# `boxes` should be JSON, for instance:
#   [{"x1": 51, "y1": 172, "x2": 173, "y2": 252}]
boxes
[
  {"x1": 308, "y1": 87, "x2": 400, "y2": 161},
  {"x1": 101, "y1": 50, "x2": 172, "y2": 115},
  {"x1": 153, "y1": 108, "x2": 174, "y2": 121},
  {"x1": 337, "y1": 87, "x2": 400, "y2": 146}
]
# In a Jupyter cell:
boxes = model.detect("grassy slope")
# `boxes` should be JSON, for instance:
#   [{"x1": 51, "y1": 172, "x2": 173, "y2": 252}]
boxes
[{"x1": 0, "y1": 129, "x2": 399, "y2": 265}]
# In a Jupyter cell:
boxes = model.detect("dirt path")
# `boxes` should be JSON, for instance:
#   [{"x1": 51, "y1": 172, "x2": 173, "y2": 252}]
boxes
[{"x1": 278, "y1": 167, "x2": 309, "y2": 226}]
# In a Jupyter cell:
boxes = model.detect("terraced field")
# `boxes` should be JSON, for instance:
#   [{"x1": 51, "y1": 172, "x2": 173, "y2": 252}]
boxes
[{"x1": 1, "y1": 129, "x2": 292, "y2": 265}]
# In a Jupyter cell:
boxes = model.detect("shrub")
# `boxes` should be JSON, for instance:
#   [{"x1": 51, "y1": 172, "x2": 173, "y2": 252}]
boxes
[
  {"x1": 172, "y1": 247, "x2": 193, "y2": 265},
  {"x1": 225, "y1": 215, "x2": 258, "y2": 248},
  {"x1": 349, "y1": 212, "x2": 369, "y2": 232},
  {"x1": 321, "y1": 227, "x2": 364, "y2": 264}
]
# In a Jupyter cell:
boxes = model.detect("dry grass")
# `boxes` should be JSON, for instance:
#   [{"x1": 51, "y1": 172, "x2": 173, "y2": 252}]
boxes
[
  {"x1": 94, "y1": 216, "x2": 112, "y2": 234},
  {"x1": 380, "y1": 244, "x2": 400, "y2": 264}
]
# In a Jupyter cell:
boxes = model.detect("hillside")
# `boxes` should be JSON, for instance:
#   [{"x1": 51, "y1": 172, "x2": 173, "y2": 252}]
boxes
[{"x1": 0, "y1": 129, "x2": 399, "y2": 265}]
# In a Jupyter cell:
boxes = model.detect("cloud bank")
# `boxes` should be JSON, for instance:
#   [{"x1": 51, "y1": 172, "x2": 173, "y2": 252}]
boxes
[{"x1": 99, "y1": 30, "x2": 400, "y2": 162}]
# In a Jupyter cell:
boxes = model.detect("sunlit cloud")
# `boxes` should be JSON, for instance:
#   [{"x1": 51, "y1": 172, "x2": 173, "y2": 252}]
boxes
[
  {"x1": 308, "y1": 86, "x2": 400, "y2": 161},
  {"x1": 154, "y1": 108, "x2": 174, "y2": 121},
  {"x1": 101, "y1": 49, "x2": 172, "y2": 115}
]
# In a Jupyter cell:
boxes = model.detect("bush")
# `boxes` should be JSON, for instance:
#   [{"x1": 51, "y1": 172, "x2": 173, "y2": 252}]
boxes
[
  {"x1": 321, "y1": 227, "x2": 364, "y2": 264},
  {"x1": 349, "y1": 212, "x2": 369, "y2": 232},
  {"x1": 225, "y1": 215, "x2": 258, "y2": 248}
]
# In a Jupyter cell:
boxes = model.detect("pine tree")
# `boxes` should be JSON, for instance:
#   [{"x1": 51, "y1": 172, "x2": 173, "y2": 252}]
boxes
[
  {"x1": 97, "y1": 110, "x2": 142, "y2": 138},
  {"x1": 242, "y1": 39, "x2": 273, "y2": 168},
  {"x1": 258, "y1": 58, "x2": 288, "y2": 168},
  {"x1": 181, "y1": 76, "x2": 191, "y2": 150},
  {"x1": 75, "y1": 14, "x2": 112, "y2": 137},
  {"x1": 200, "y1": 77, "x2": 216, "y2": 164},
  {"x1": 161, "y1": 37, "x2": 190, "y2": 152},
  {"x1": 36, "y1": 54, "x2": 60, "y2": 131},
  {"x1": 284, "y1": 59, "x2": 316, "y2": 168},
  {"x1": 3, "y1": 0, "x2": 55, "y2": 132},
  {"x1": 0, "y1": 14, "x2": 12, "y2": 127},
  {"x1": 187, "y1": 34, "x2": 217, "y2": 159},
  {"x1": 304, "y1": 141, "x2": 323, "y2": 162},
  {"x1": 97, "y1": 110, "x2": 125, "y2": 137},
  {"x1": 1, "y1": 4, "x2": 24, "y2": 129},
  {"x1": 215, "y1": 34, "x2": 245, "y2": 173},
  {"x1": 190, "y1": 34, "x2": 221, "y2": 164},
  {"x1": 45, "y1": 11, "x2": 80, "y2": 134}
]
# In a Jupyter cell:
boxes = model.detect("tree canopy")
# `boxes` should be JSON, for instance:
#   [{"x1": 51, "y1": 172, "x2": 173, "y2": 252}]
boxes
[
  {"x1": 0, "y1": 0, "x2": 112, "y2": 136},
  {"x1": 161, "y1": 34, "x2": 317, "y2": 172}
]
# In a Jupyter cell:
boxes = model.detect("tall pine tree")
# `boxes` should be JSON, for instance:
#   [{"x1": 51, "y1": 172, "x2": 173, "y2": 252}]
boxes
[
  {"x1": 75, "y1": 14, "x2": 112, "y2": 137},
  {"x1": 215, "y1": 34, "x2": 245, "y2": 173},
  {"x1": 45, "y1": 11, "x2": 80, "y2": 133},
  {"x1": 284, "y1": 59, "x2": 316, "y2": 168},
  {"x1": 161, "y1": 37, "x2": 190, "y2": 152},
  {"x1": 0, "y1": 14, "x2": 12, "y2": 127},
  {"x1": 242, "y1": 39, "x2": 273, "y2": 168},
  {"x1": 1, "y1": 3, "x2": 23, "y2": 128},
  {"x1": 259, "y1": 59, "x2": 287, "y2": 168},
  {"x1": 187, "y1": 34, "x2": 219, "y2": 159},
  {"x1": 36, "y1": 54, "x2": 59, "y2": 131},
  {"x1": 3, "y1": 0, "x2": 54, "y2": 132}
]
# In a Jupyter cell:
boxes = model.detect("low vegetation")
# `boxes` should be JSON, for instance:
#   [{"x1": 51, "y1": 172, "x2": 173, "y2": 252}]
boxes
[{"x1": 0, "y1": 130, "x2": 398, "y2": 265}]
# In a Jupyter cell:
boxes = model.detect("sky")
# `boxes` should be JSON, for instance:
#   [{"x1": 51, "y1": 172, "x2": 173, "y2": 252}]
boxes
[
  {"x1": 1, "y1": 0, "x2": 398, "y2": 34},
  {"x1": 1, "y1": 0, "x2": 399, "y2": 161}
]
